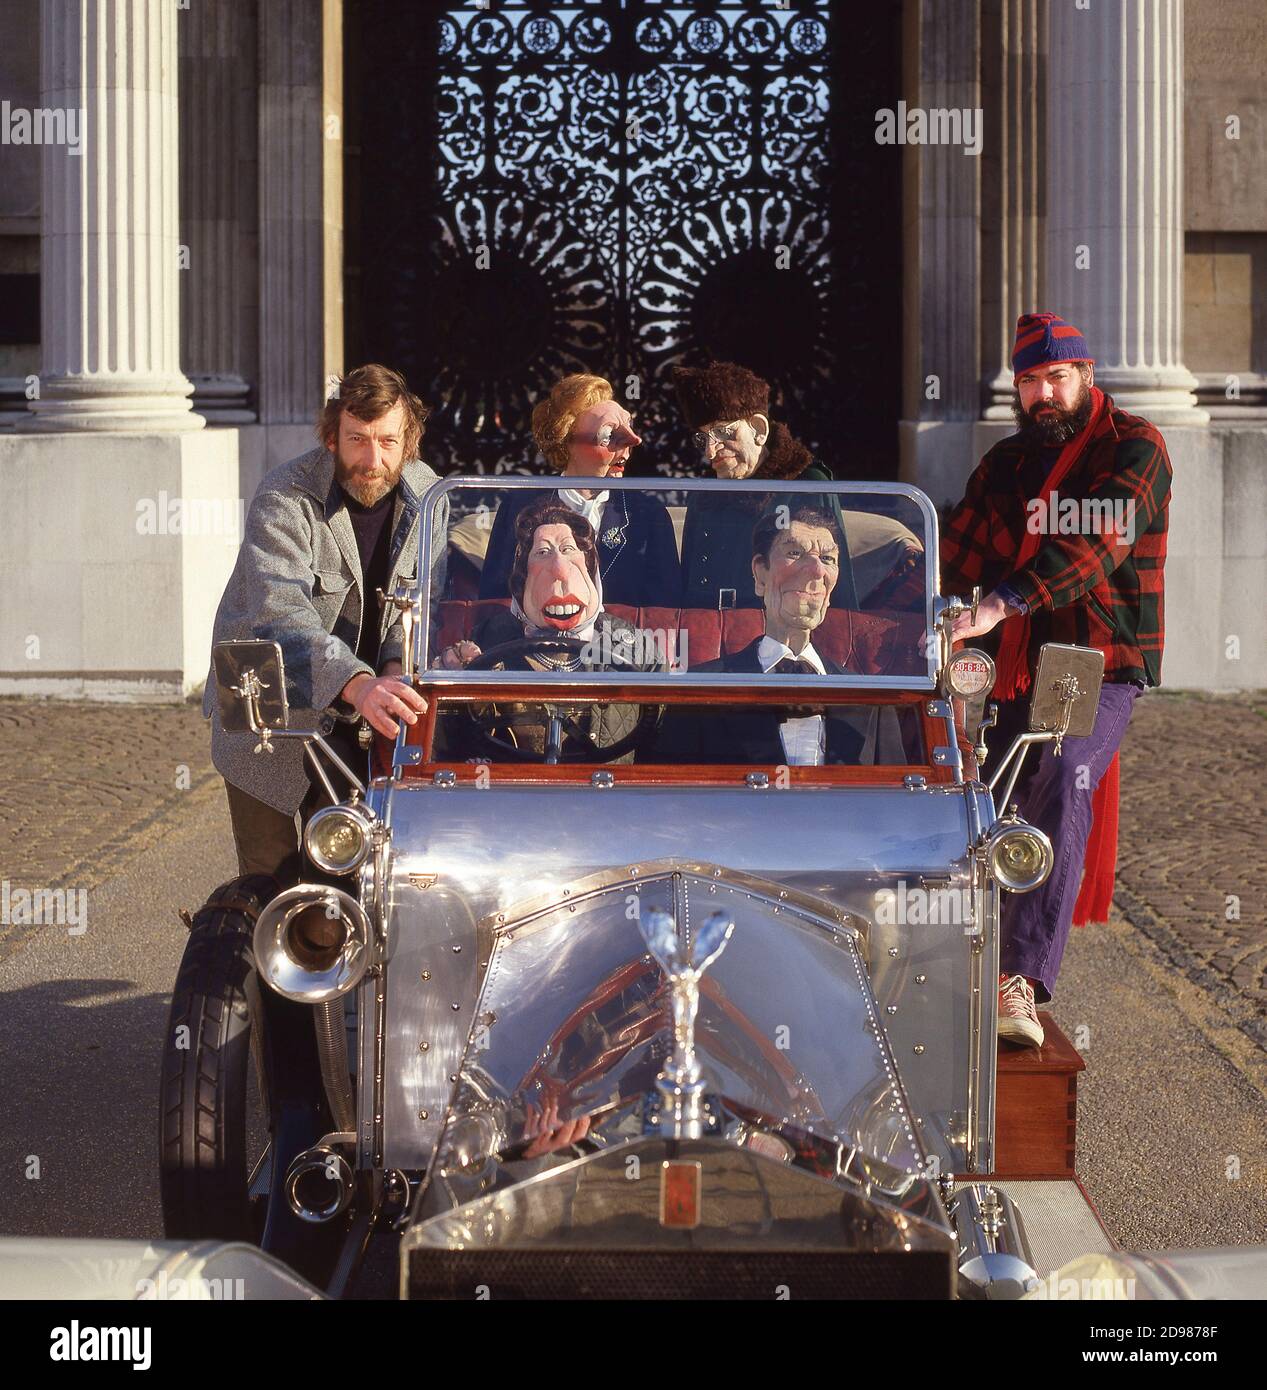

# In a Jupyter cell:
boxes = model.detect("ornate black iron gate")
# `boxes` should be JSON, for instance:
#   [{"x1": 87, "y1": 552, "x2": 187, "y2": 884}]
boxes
[{"x1": 347, "y1": 1, "x2": 901, "y2": 477}]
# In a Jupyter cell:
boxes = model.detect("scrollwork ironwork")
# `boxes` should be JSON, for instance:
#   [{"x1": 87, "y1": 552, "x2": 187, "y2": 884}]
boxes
[{"x1": 403, "y1": 3, "x2": 853, "y2": 475}]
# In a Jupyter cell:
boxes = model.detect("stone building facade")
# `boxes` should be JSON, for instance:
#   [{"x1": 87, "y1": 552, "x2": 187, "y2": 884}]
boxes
[{"x1": 0, "y1": 0, "x2": 1262, "y2": 696}]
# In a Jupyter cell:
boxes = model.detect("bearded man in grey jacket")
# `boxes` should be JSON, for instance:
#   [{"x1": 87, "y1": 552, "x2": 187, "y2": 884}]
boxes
[{"x1": 204, "y1": 363, "x2": 442, "y2": 881}]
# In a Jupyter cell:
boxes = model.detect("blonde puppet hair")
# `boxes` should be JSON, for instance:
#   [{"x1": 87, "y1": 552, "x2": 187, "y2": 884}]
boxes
[{"x1": 530, "y1": 373, "x2": 614, "y2": 472}]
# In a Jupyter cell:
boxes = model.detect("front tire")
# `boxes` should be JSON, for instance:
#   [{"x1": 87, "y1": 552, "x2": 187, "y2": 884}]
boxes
[{"x1": 159, "y1": 875, "x2": 278, "y2": 1241}]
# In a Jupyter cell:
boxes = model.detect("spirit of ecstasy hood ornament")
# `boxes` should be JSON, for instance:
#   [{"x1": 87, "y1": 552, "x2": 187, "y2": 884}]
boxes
[{"x1": 639, "y1": 908, "x2": 735, "y2": 1139}]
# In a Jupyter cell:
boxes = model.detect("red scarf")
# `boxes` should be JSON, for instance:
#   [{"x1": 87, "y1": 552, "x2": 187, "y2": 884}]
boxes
[
  {"x1": 993, "y1": 385, "x2": 1107, "y2": 700},
  {"x1": 990, "y1": 384, "x2": 1118, "y2": 926}
]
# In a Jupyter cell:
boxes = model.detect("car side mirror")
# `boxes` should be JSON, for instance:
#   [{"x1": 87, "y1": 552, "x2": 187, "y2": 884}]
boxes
[
  {"x1": 1027, "y1": 643, "x2": 1104, "y2": 744},
  {"x1": 213, "y1": 639, "x2": 290, "y2": 750},
  {"x1": 988, "y1": 643, "x2": 1105, "y2": 811}
]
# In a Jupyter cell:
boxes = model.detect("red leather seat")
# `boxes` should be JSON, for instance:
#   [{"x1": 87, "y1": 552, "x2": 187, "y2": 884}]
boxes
[{"x1": 433, "y1": 600, "x2": 925, "y2": 676}]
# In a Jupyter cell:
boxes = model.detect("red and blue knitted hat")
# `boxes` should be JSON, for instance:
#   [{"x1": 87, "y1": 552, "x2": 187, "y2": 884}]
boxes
[{"x1": 1012, "y1": 312, "x2": 1093, "y2": 379}]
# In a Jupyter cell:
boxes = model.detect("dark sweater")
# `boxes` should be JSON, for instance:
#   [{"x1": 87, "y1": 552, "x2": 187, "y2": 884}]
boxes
[{"x1": 344, "y1": 486, "x2": 397, "y2": 667}]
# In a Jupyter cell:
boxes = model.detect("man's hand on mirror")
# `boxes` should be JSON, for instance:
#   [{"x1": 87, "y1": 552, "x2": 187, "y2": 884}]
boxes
[
  {"x1": 341, "y1": 673, "x2": 427, "y2": 737},
  {"x1": 950, "y1": 591, "x2": 1015, "y2": 642}
]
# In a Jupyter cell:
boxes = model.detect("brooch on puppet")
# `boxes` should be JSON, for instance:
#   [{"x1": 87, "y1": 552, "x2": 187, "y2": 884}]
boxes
[{"x1": 600, "y1": 525, "x2": 625, "y2": 549}]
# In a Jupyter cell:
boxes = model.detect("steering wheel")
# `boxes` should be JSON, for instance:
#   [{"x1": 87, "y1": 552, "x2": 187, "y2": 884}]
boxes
[{"x1": 460, "y1": 635, "x2": 663, "y2": 763}]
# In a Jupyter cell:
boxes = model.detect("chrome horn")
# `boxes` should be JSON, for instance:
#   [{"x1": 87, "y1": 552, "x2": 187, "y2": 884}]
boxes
[{"x1": 253, "y1": 884, "x2": 371, "y2": 1003}]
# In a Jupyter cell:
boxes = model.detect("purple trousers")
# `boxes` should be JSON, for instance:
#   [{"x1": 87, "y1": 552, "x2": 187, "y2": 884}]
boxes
[{"x1": 991, "y1": 682, "x2": 1140, "y2": 1002}]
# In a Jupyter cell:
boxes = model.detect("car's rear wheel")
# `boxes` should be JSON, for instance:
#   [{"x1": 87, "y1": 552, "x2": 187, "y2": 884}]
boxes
[{"x1": 158, "y1": 874, "x2": 279, "y2": 1242}]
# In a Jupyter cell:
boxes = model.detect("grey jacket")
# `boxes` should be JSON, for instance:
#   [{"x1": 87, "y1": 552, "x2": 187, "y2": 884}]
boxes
[{"x1": 203, "y1": 446, "x2": 445, "y2": 814}]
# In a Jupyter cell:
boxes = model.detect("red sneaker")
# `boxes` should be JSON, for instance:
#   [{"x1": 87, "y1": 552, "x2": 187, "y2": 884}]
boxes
[{"x1": 998, "y1": 974, "x2": 1044, "y2": 1047}]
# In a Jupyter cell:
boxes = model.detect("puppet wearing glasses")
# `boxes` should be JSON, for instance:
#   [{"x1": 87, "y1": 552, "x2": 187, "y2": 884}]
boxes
[{"x1": 479, "y1": 373, "x2": 681, "y2": 608}]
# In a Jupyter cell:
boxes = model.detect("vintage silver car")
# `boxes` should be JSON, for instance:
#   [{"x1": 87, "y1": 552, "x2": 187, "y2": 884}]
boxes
[{"x1": 144, "y1": 477, "x2": 1265, "y2": 1301}]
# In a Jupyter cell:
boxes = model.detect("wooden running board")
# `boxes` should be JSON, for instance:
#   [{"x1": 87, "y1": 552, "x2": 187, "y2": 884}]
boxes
[{"x1": 987, "y1": 1012, "x2": 1086, "y2": 1180}]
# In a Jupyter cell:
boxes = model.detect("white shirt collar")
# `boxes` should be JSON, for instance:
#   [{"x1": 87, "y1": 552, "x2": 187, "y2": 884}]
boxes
[
  {"x1": 757, "y1": 635, "x2": 826, "y2": 674},
  {"x1": 557, "y1": 487, "x2": 609, "y2": 527}
]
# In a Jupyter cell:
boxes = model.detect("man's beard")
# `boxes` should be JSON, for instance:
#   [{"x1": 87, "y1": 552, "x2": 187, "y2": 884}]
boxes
[
  {"x1": 1011, "y1": 381, "x2": 1094, "y2": 446},
  {"x1": 335, "y1": 452, "x2": 402, "y2": 506}
]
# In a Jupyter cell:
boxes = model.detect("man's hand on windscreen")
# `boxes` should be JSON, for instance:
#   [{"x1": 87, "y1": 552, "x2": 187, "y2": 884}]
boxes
[
  {"x1": 342, "y1": 672, "x2": 428, "y2": 738},
  {"x1": 950, "y1": 591, "x2": 1013, "y2": 643}
]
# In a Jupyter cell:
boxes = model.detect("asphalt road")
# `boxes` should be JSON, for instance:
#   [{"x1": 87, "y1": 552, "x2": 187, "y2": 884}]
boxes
[{"x1": 1, "y1": 779, "x2": 1265, "y2": 1254}]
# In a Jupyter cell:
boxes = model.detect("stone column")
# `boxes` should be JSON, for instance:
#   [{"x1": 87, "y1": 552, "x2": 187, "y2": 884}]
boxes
[
  {"x1": 179, "y1": 0, "x2": 258, "y2": 424},
  {"x1": 982, "y1": 0, "x2": 1046, "y2": 420},
  {"x1": 25, "y1": 0, "x2": 202, "y2": 432},
  {"x1": 1046, "y1": 0, "x2": 1207, "y2": 424},
  {"x1": 257, "y1": 0, "x2": 343, "y2": 427},
  {"x1": 903, "y1": 0, "x2": 982, "y2": 425},
  {"x1": 898, "y1": 0, "x2": 985, "y2": 503}
]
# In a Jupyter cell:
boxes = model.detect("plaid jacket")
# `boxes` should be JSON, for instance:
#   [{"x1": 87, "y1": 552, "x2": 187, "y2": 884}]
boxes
[{"x1": 940, "y1": 395, "x2": 1171, "y2": 687}]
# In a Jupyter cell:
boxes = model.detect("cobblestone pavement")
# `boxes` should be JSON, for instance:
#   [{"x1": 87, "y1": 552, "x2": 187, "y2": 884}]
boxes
[
  {"x1": 0, "y1": 698, "x2": 218, "y2": 963},
  {"x1": 1113, "y1": 690, "x2": 1267, "y2": 1044}
]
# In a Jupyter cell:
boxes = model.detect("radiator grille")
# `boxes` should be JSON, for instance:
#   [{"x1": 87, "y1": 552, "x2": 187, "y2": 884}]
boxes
[{"x1": 407, "y1": 1248, "x2": 953, "y2": 1300}]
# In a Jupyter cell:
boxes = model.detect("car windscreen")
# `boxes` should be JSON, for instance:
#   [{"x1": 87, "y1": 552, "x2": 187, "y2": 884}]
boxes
[{"x1": 419, "y1": 478, "x2": 936, "y2": 688}]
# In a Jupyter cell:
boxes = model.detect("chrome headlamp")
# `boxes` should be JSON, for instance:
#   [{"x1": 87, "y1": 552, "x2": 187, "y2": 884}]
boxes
[
  {"x1": 984, "y1": 818, "x2": 1054, "y2": 893},
  {"x1": 942, "y1": 648, "x2": 996, "y2": 700},
  {"x1": 303, "y1": 801, "x2": 374, "y2": 875},
  {"x1": 253, "y1": 885, "x2": 371, "y2": 1002}
]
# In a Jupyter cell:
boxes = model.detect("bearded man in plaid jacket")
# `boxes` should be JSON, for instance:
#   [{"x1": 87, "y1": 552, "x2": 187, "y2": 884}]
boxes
[{"x1": 941, "y1": 312, "x2": 1172, "y2": 1048}]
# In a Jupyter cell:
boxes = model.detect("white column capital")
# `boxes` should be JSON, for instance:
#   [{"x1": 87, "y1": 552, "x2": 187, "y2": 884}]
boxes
[
  {"x1": 24, "y1": 0, "x2": 202, "y2": 433},
  {"x1": 1046, "y1": 0, "x2": 1206, "y2": 425}
]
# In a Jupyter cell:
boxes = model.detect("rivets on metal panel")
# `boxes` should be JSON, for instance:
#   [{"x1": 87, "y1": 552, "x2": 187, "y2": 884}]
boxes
[
  {"x1": 886, "y1": 1005, "x2": 897, "y2": 1015},
  {"x1": 418, "y1": 1110, "x2": 429, "y2": 1120},
  {"x1": 496, "y1": 914, "x2": 505, "y2": 924},
  {"x1": 450, "y1": 1002, "x2": 461, "y2": 1011},
  {"x1": 915, "y1": 973, "x2": 927, "y2": 985},
  {"x1": 913, "y1": 1044, "x2": 925, "y2": 1055},
  {"x1": 888, "y1": 947, "x2": 899, "y2": 958},
  {"x1": 452, "y1": 943, "x2": 462, "y2": 953},
  {"x1": 418, "y1": 1041, "x2": 430, "y2": 1052},
  {"x1": 449, "y1": 1074, "x2": 458, "y2": 1083},
  {"x1": 420, "y1": 970, "x2": 431, "y2": 981},
  {"x1": 478, "y1": 960, "x2": 488, "y2": 969}
]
